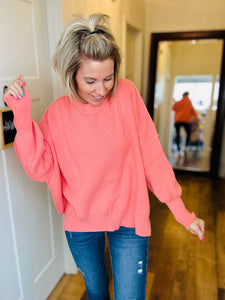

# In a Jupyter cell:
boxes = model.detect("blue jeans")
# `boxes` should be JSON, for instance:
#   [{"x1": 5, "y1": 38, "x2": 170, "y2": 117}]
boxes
[{"x1": 65, "y1": 227, "x2": 149, "y2": 300}]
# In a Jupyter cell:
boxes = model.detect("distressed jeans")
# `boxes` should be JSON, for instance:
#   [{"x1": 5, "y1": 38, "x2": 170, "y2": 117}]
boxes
[{"x1": 65, "y1": 227, "x2": 149, "y2": 300}]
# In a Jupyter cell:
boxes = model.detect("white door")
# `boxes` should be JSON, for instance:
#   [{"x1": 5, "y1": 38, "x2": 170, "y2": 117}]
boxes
[
  {"x1": 0, "y1": 1, "x2": 65, "y2": 299},
  {"x1": 125, "y1": 23, "x2": 143, "y2": 94}
]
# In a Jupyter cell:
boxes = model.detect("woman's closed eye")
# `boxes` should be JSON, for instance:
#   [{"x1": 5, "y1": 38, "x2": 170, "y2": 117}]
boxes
[
  {"x1": 86, "y1": 77, "x2": 113, "y2": 85},
  {"x1": 86, "y1": 80, "x2": 95, "y2": 84},
  {"x1": 104, "y1": 77, "x2": 113, "y2": 82}
]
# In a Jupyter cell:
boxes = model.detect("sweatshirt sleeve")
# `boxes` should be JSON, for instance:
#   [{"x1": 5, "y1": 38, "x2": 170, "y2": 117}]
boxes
[
  {"x1": 3, "y1": 92, "x2": 54, "y2": 182},
  {"x1": 129, "y1": 82, "x2": 196, "y2": 229}
]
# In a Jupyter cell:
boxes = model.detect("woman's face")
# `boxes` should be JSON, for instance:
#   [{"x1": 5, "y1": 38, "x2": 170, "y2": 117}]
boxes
[{"x1": 75, "y1": 56, "x2": 115, "y2": 106}]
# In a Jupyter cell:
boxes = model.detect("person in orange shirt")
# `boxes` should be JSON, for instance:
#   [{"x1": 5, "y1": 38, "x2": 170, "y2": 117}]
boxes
[{"x1": 173, "y1": 91, "x2": 199, "y2": 151}]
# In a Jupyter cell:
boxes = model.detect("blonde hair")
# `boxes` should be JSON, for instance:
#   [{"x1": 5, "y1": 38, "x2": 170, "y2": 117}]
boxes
[{"x1": 52, "y1": 14, "x2": 121, "y2": 100}]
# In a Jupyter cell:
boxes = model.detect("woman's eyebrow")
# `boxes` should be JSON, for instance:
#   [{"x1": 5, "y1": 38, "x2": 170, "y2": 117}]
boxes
[
  {"x1": 105, "y1": 73, "x2": 114, "y2": 77},
  {"x1": 84, "y1": 77, "x2": 96, "y2": 80},
  {"x1": 84, "y1": 73, "x2": 114, "y2": 80}
]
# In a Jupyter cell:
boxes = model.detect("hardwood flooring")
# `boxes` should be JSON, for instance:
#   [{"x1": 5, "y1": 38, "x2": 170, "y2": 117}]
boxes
[
  {"x1": 169, "y1": 147, "x2": 210, "y2": 172},
  {"x1": 47, "y1": 175, "x2": 225, "y2": 300}
]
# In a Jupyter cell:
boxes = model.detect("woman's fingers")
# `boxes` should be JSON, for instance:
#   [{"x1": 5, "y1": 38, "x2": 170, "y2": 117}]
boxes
[
  {"x1": 7, "y1": 82, "x2": 23, "y2": 99},
  {"x1": 19, "y1": 74, "x2": 28, "y2": 92},
  {"x1": 4, "y1": 75, "x2": 27, "y2": 99},
  {"x1": 189, "y1": 217, "x2": 205, "y2": 241}
]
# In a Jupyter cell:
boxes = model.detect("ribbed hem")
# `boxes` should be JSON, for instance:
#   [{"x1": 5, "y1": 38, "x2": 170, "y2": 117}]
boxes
[
  {"x1": 62, "y1": 210, "x2": 151, "y2": 237},
  {"x1": 134, "y1": 214, "x2": 151, "y2": 237}
]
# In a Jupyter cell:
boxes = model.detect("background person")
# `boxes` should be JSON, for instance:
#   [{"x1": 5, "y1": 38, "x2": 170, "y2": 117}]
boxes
[
  {"x1": 3, "y1": 14, "x2": 204, "y2": 300},
  {"x1": 173, "y1": 91, "x2": 199, "y2": 152}
]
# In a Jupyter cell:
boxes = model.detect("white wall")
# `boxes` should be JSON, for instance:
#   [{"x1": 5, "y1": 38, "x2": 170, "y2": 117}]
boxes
[{"x1": 154, "y1": 42, "x2": 171, "y2": 152}]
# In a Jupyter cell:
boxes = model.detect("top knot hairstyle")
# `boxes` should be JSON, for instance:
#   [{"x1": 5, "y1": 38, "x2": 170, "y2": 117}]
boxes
[{"x1": 52, "y1": 14, "x2": 121, "y2": 100}]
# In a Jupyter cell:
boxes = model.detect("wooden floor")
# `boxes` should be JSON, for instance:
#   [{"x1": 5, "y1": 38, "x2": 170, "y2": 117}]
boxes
[
  {"x1": 48, "y1": 174, "x2": 225, "y2": 300},
  {"x1": 169, "y1": 147, "x2": 210, "y2": 172}
]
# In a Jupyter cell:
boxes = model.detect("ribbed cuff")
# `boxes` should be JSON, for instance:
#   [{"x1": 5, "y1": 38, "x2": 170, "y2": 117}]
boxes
[{"x1": 166, "y1": 196, "x2": 196, "y2": 229}]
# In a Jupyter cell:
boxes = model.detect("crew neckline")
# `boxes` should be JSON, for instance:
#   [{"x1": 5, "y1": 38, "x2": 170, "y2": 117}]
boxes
[{"x1": 72, "y1": 96, "x2": 111, "y2": 115}]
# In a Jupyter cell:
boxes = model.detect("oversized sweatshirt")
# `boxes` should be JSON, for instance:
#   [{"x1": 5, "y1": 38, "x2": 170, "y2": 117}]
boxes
[
  {"x1": 173, "y1": 96, "x2": 198, "y2": 123},
  {"x1": 4, "y1": 79, "x2": 195, "y2": 236}
]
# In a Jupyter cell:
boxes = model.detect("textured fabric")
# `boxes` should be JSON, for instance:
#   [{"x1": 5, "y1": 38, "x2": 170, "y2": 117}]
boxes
[
  {"x1": 4, "y1": 79, "x2": 195, "y2": 237},
  {"x1": 65, "y1": 227, "x2": 149, "y2": 300},
  {"x1": 173, "y1": 96, "x2": 198, "y2": 123},
  {"x1": 65, "y1": 230, "x2": 110, "y2": 299}
]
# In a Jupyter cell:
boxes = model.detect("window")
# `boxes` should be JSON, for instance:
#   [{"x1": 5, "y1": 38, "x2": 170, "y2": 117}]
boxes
[{"x1": 173, "y1": 75, "x2": 214, "y2": 111}]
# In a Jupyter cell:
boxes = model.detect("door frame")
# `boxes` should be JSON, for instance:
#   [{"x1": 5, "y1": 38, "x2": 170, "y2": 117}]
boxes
[
  {"x1": 122, "y1": 15, "x2": 143, "y2": 94},
  {"x1": 146, "y1": 30, "x2": 225, "y2": 177}
]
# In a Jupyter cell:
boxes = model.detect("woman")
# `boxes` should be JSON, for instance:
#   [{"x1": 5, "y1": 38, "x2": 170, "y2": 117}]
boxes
[{"x1": 3, "y1": 14, "x2": 204, "y2": 300}]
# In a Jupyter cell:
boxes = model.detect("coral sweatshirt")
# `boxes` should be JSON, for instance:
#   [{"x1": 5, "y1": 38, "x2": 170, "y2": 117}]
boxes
[
  {"x1": 173, "y1": 96, "x2": 198, "y2": 123},
  {"x1": 4, "y1": 79, "x2": 195, "y2": 236}
]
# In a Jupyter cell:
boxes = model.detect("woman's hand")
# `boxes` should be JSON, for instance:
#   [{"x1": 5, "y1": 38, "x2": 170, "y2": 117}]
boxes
[
  {"x1": 4, "y1": 75, "x2": 27, "y2": 100},
  {"x1": 188, "y1": 217, "x2": 205, "y2": 241}
]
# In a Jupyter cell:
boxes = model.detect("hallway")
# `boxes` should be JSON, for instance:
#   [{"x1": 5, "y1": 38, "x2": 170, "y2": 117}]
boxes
[{"x1": 48, "y1": 174, "x2": 225, "y2": 300}]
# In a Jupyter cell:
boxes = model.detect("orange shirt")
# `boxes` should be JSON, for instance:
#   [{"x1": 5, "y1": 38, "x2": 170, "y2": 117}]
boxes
[{"x1": 173, "y1": 96, "x2": 198, "y2": 123}]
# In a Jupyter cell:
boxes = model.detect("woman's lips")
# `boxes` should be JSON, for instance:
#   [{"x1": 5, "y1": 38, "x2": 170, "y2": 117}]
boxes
[{"x1": 91, "y1": 95, "x2": 104, "y2": 102}]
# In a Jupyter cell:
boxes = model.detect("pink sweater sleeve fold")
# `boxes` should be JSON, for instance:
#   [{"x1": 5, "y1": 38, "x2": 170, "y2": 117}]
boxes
[
  {"x1": 4, "y1": 92, "x2": 53, "y2": 181},
  {"x1": 130, "y1": 84, "x2": 196, "y2": 229},
  {"x1": 3, "y1": 92, "x2": 66, "y2": 214}
]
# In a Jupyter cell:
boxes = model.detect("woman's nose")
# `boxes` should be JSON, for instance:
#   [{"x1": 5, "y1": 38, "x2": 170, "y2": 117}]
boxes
[{"x1": 95, "y1": 82, "x2": 106, "y2": 96}]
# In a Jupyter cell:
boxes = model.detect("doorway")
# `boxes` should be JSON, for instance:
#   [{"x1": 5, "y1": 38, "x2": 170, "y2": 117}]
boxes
[
  {"x1": 125, "y1": 23, "x2": 143, "y2": 94},
  {"x1": 147, "y1": 31, "x2": 225, "y2": 177},
  {"x1": 169, "y1": 74, "x2": 220, "y2": 171}
]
